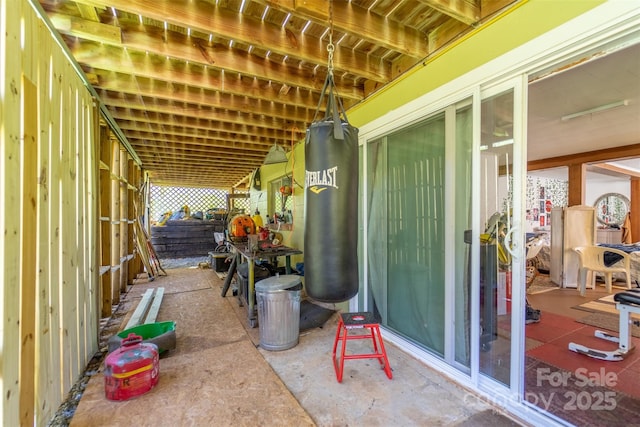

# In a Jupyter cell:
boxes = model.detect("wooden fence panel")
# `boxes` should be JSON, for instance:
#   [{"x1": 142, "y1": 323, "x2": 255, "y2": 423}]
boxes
[
  {"x1": 2, "y1": 1, "x2": 26, "y2": 425},
  {"x1": 1, "y1": 2, "x2": 125, "y2": 425},
  {"x1": 35, "y1": 22, "x2": 56, "y2": 424},
  {"x1": 20, "y1": 74, "x2": 38, "y2": 427}
]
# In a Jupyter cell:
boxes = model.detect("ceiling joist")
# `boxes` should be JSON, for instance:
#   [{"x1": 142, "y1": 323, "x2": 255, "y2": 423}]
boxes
[{"x1": 39, "y1": 0, "x2": 519, "y2": 188}]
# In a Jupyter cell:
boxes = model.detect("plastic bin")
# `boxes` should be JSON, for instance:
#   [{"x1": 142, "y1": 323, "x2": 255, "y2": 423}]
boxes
[
  {"x1": 255, "y1": 275, "x2": 302, "y2": 351},
  {"x1": 208, "y1": 251, "x2": 230, "y2": 272}
]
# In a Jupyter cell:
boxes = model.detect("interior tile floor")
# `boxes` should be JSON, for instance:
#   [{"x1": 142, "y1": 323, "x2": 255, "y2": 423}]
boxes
[
  {"x1": 66, "y1": 267, "x2": 525, "y2": 427},
  {"x1": 525, "y1": 280, "x2": 640, "y2": 426}
]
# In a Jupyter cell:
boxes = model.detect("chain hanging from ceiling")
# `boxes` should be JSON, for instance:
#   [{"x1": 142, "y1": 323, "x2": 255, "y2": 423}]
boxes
[{"x1": 326, "y1": 0, "x2": 335, "y2": 77}]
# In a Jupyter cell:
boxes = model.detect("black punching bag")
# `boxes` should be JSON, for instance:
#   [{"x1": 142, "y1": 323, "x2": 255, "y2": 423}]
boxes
[{"x1": 304, "y1": 75, "x2": 359, "y2": 302}]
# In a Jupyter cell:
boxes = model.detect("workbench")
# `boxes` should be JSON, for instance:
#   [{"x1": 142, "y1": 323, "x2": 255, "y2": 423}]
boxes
[{"x1": 229, "y1": 241, "x2": 302, "y2": 328}]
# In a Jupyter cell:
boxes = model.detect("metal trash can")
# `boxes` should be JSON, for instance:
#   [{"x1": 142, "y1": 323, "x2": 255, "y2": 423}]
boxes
[{"x1": 256, "y1": 275, "x2": 302, "y2": 351}]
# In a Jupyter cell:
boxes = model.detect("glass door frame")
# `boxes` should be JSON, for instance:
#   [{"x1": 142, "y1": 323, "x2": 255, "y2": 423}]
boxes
[{"x1": 474, "y1": 75, "x2": 528, "y2": 400}]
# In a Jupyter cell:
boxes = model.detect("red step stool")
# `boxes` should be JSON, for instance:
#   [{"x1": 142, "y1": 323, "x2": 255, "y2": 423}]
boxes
[{"x1": 332, "y1": 312, "x2": 393, "y2": 383}]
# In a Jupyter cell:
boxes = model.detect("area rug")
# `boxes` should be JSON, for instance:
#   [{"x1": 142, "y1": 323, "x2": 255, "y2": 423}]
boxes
[
  {"x1": 576, "y1": 311, "x2": 640, "y2": 338},
  {"x1": 574, "y1": 294, "x2": 627, "y2": 315},
  {"x1": 527, "y1": 274, "x2": 559, "y2": 295}
]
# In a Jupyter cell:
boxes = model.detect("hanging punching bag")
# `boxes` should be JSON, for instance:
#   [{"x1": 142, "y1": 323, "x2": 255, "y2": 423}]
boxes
[{"x1": 304, "y1": 75, "x2": 359, "y2": 302}]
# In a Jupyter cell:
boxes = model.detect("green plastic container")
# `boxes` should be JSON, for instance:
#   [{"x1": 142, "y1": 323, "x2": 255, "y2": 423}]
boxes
[{"x1": 108, "y1": 321, "x2": 177, "y2": 354}]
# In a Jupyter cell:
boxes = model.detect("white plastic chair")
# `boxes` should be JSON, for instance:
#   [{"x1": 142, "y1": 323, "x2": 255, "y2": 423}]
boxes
[
  {"x1": 525, "y1": 235, "x2": 545, "y2": 287},
  {"x1": 573, "y1": 246, "x2": 632, "y2": 296}
]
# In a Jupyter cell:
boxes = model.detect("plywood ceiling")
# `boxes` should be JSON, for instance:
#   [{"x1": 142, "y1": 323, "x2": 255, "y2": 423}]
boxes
[{"x1": 38, "y1": 0, "x2": 519, "y2": 188}]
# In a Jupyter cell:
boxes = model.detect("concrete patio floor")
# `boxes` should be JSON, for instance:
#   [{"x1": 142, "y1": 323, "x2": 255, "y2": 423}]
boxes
[{"x1": 68, "y1": 267, "x2": 526, "y2": 426}]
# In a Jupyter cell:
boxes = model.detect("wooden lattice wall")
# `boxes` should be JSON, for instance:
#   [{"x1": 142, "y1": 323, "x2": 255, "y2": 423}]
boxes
[{"x1": 1, "y1": 2, "x2": 141, "y2": 425}]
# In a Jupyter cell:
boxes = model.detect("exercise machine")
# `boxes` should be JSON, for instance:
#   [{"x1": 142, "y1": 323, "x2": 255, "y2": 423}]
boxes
[{"x1": 568, "y1": 289, "x2": 640, "y2": 361}]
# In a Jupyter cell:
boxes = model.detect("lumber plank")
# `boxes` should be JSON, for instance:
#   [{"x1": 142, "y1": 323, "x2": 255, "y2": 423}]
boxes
[
  {"x1": 125, "y1": 288, "x2": 154, "y2": 329},
  {"x1": 36, "y1": 27, "x2": 57, "y2": 422},
  {"x1": 144, "y1": 287, "x2": 165, "y2": 324},
  {"x1": 20, "y1": 75, "x2": 38, "y2": 427}
]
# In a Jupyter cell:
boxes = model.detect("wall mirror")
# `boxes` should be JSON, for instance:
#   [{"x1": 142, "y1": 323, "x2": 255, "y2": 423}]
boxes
[{"x1": 594, "y1": 193, "x2": 630, "y2": 226}]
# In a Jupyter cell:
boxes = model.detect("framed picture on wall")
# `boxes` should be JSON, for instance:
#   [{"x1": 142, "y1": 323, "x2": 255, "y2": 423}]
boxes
[{"x1": 540, "y1": 215, "x2": 546, "y2": 226}]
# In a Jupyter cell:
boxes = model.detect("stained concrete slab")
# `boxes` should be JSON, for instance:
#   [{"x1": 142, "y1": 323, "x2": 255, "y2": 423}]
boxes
[
  {"x1": 69, "y1": 267, "x2": 525, "y2": 426},
  {"x1": 220, "y1": 273, "x2": 525, "y2": 426},
  {"x1": 254, "y1": 310, "x2": 523, "y2": 426}
]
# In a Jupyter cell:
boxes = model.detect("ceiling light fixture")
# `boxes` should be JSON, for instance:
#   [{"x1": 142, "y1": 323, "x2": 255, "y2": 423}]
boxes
[
  {"x1": 561, "y1": 100, "x2": 629, "y2": 121},
  {"x1": 263, "y1": 143, "x2": 288, "y2": 165}
]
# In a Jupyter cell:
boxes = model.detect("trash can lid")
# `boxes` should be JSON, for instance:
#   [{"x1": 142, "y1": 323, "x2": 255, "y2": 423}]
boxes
[{"x1": 255, "y1": 275, "x2": 302, "y2": 292}]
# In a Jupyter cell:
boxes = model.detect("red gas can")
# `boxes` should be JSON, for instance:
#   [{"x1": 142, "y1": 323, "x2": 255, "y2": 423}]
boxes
[{"x1": 104, "y1": 333, "x2": 159, "y2": 401}]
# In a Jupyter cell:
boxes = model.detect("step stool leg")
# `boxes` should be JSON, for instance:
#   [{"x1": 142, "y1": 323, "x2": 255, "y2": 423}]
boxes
[
  {"x1": 370, "y1": 326, "x2": 384, "y2": 368},
  {"x1": 333, "y1": 319, "x2": 346, "y2": 383},
  {"x1": 332, "y1": 317, "x2": 343, "y2": 357},
  {"x1": 370, "y1": 325, "x2": 380, "y2": 356},
  {"x1": 373, "y1": 325, "x2": 393, "y2": 379}
]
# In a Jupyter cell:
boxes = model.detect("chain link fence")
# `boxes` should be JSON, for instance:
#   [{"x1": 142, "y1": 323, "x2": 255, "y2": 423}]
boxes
[{"x1": 150, "y1": 185, "x2": 249, "y2": 223}]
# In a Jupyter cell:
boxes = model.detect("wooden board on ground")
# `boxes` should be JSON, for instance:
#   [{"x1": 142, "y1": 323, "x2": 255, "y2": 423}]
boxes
[
  {"x1": 124, "y1": 288, "x2": 154, "y2": 329},
  {"x1": 144, "y1": 287, "x2": 164, "y2": 324}
]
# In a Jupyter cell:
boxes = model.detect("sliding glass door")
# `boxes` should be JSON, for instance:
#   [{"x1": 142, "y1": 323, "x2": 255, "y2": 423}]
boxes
[
  {"x1": 476, "y1": 78, "x2": 527, "y2": 392},
  {"x1": 363, "y1": 76, "x2": 526, "y2": 392},
  {"x1": 366, "y1": 100, "x2": 473, "y2": 364}
]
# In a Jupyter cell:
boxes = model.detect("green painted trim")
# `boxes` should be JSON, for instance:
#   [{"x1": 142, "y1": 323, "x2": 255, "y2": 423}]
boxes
[{"x1": 348, "y1": 0, "x2": 605, "y2": 127}]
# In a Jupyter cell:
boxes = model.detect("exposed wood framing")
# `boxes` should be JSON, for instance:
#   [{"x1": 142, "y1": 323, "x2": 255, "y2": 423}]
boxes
[
  {"x1": 590, "y1": 162, "x2": 640, "y2": 179},
  {"x1": 37, "y1": 0, "x2": 520, "y2": 188},
  {"x1": 567, "y1": 163, "x2": 586, "y2": 207},
  {"x1": 119, "y1": 148, "x2": 129, "y2": 292},
  {"x1": 99, "y1": 126, "x2": 113, "y2": 316},
  {"x1": 527, "y1": 144, "x2": 640, "y2": 171},
  {"x1": 111, "y1": 138, "x2": 121, "y2": 304}
]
